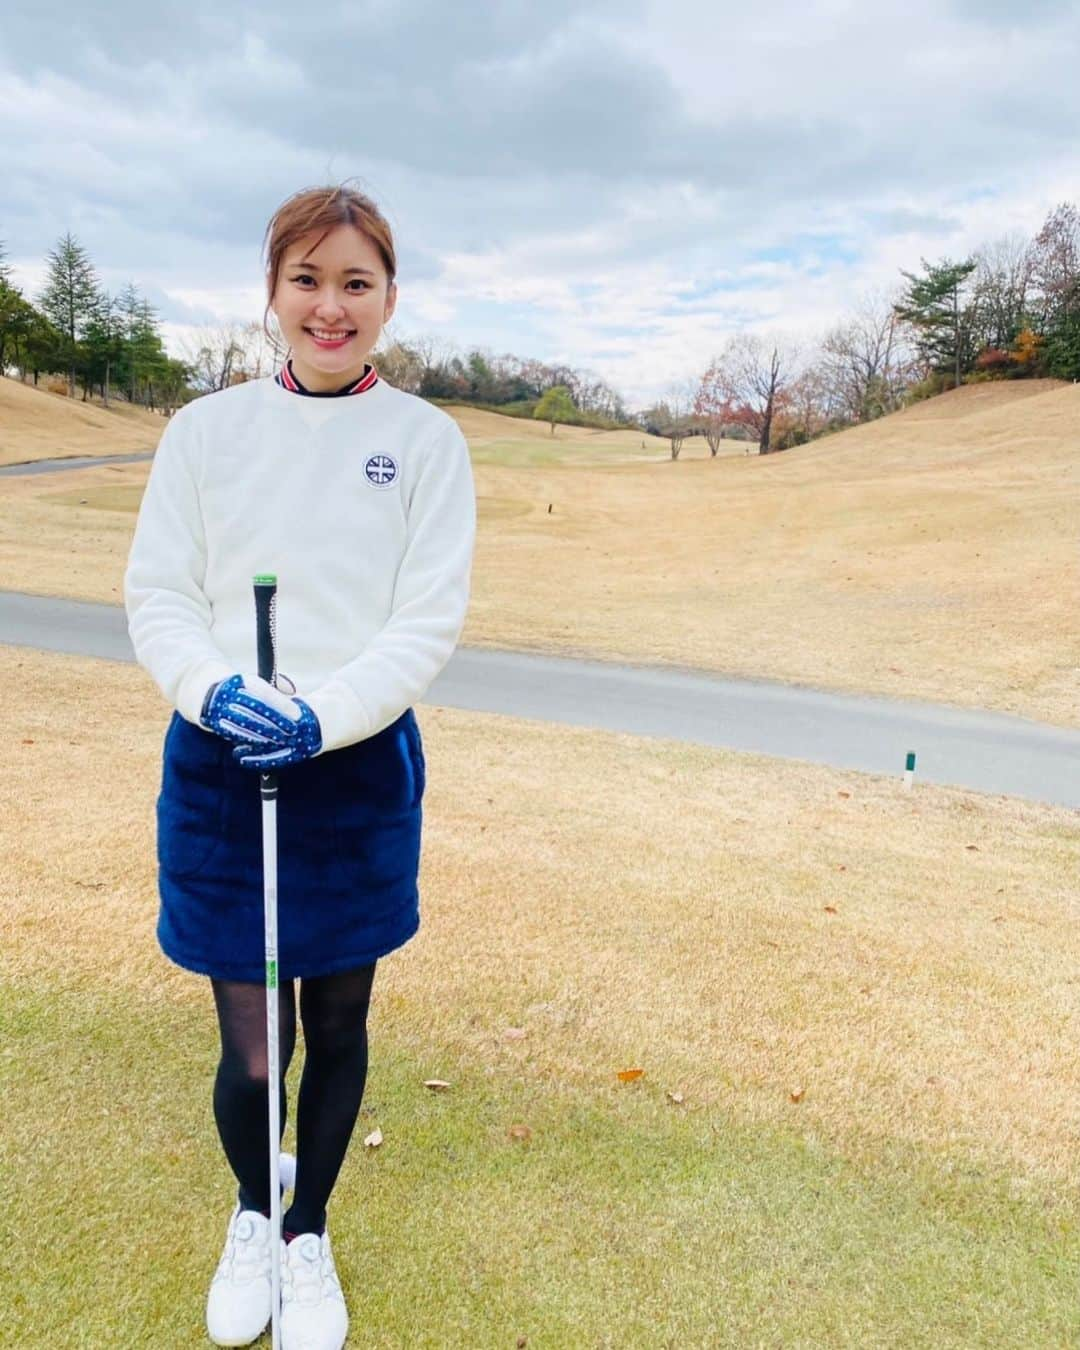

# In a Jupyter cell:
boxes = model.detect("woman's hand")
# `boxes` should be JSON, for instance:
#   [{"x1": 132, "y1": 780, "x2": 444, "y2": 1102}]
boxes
[
  {"x1": 231, "y1": 701, "x2": 322, "y2": 770},
  {"x1": 199, "y1": 673, "x2": 323, "y2": 768}
]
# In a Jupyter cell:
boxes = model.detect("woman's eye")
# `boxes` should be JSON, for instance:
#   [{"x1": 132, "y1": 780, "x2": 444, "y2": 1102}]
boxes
[{"x1": 289, "y1": 275, "x2": 369, "y2": 291}]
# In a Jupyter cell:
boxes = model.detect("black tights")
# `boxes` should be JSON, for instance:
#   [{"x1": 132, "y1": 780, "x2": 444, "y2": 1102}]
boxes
[{"x1": 210, "y1": 964, "x2": 377, "y2": 1236}]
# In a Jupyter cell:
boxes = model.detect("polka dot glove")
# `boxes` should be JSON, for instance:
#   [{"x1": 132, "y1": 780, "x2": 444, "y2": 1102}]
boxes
[
  {"x1": 231, "y1": 700, "x2": 322, "y2": 770},
  {"x1": 200, "y1": 673, "x2": 323, "y2": 770}
]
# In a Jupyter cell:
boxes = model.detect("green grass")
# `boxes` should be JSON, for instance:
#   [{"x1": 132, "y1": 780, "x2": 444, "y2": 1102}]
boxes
[{"x1": 3, "y1": 974, "x2": 1077, "y2": 1348}]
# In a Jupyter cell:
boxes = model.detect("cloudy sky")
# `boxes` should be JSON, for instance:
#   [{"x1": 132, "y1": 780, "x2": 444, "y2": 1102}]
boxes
[{"x1": 2, "y1": 0, "x2": 1078, "y2": 406}]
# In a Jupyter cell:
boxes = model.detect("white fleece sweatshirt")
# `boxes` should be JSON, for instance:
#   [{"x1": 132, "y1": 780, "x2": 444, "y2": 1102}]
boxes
[{"x1": 123, "y1": 375, "x2": 476, "y2": 753}]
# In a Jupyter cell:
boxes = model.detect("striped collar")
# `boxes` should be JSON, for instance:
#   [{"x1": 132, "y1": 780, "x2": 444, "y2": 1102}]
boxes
[{"x1": 274, "y1": 359, "x2": 379, "y2": 397}]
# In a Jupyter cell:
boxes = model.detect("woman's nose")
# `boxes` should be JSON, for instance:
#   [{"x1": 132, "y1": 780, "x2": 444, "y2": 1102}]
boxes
[{"x1": 314, "y1": 288, "x2": 346, "y2": 316}]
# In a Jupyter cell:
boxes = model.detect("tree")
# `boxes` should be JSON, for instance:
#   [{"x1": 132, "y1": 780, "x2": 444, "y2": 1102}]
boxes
[
  {"x1": 703, "y1": 334, "x2": 794, "y2": 454},
  {"x1": 693, "y1": 362, "x2": 738, "y2": 455},
  {"x1": 893, "y1": 256, "x2": 977, "y2": 388},
  {"x1": 1027, "y1": 202, "x2": 1080, "y2": 329},
  {"x1": 1043, "y1": 307, "x2": 1080, "y2": 380},
  {"x1": 969, "y1": 234, "x2": 1032, "y2": 351},
  {"x1": 821, "y1": 292, "x2": 912, "y2": 423},
  {"x1": 533, "y1": 384, "x2": 576, "y2": 435},
  {"x1": 37, "y1": 232, "x2": 102, "y2": 397},
  {"x1": 182, "y1": 323, "x2": 248, "y2": 392},
  {"x1": 82, "y1": 290, "x2": 126, "y2": 404}
]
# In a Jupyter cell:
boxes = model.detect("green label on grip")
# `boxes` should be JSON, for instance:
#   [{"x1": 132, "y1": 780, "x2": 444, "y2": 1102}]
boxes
[
  {"x1": 254, "y1": 573, "x2": 277, "y2": 585},
  {"x1": 266, "y1": 959, "x2": 278, "y2": 989}
]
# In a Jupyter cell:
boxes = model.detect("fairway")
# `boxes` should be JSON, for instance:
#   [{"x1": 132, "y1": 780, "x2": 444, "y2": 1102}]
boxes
[
  {"x1": 0, "y1": 375, "x2": 1076, "y2": 728},
  {"x1": 3, "y1": 646, "x2": 1079, "y2": 1346}
]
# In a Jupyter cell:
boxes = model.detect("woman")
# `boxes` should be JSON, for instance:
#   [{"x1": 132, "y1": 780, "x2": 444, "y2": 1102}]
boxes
[{"x1": 124, "y1": 183, "x2": 476, "y2": 1349}]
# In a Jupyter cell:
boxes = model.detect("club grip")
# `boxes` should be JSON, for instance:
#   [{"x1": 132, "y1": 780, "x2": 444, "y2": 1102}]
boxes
[{"x1": 253, "y1": 574, "x2": 277, "y2": 686}]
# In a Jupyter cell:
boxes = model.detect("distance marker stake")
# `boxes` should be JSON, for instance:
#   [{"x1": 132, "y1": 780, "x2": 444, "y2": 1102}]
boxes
[{"x1": 903, "y1": 751, "x2": 916, "y2": 792}]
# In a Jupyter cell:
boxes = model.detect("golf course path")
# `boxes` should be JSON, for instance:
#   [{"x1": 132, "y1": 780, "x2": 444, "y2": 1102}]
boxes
[
  {"x1": 0, "y1": 451, "x2": 155, "y2": 475},
  {"x1": 3, "y1": 588, "x2": 1077, "y2": 808}
]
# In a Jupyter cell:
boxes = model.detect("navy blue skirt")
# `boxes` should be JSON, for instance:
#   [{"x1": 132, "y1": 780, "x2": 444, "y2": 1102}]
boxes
[{"x1": 156, "y1": 709, "x2": 424, "y2": 982}]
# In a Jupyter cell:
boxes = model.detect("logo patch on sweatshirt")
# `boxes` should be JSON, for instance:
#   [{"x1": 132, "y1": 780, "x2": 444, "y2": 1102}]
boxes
[{"x1": 365, "y1": 454, "x2": 399, "y2": 489}]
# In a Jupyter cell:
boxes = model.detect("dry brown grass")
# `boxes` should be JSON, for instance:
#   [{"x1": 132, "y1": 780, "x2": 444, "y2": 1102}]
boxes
[
  {"x1": 5, "y1": 645, "x2": 1079, "y2": 1197},
  {"x1": 0, "y1": 373, "x2": 166, "y2": 466},
  {"x1": 0, "y1": 377, "x2": 1076, "y2": 726}
]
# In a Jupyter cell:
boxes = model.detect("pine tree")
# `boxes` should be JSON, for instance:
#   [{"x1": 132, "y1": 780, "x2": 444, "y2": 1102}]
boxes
[
  {"x1": 37, "y1": 232, "x2": 101, "y2": 397},
  {"x1": 894, "y1": 257, "x2": 977, "y2": 389},
  {"x1": 82, "y1": 289, "x2": 126, "y2": 405}
]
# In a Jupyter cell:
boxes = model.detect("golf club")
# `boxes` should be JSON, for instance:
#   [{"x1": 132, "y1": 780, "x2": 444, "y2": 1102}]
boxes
[{"x1": 253, "y1": 573, "x2": 282, "y2": 1350}]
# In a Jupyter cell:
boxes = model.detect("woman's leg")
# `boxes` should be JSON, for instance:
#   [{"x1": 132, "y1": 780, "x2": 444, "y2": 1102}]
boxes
[
  {"x1": 284, "y1": 962, "x2": 378, "y2": 1237},
  {"x1": 211, "y1": 977, "x2": 298, "y2": 1214}
]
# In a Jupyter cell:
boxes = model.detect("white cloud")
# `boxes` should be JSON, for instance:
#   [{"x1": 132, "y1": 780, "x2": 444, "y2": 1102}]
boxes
[{"x1": 1, "y1": 0, "x2": 1078, "y2": 405}]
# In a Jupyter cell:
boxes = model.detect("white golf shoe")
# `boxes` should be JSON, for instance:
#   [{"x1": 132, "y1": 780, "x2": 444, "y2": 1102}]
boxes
[
  {"x1": 280, "y1": 1229, "x2": 349, "y2": 1350},
  {"x1": 206, "y1": 1204, "x2": 274, "y2": 1346}
]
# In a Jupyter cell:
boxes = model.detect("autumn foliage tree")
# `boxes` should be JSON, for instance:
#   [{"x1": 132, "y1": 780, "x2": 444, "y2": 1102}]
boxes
[{"x1": 697, "y1": 334, "x2": 794, "y2": 454}]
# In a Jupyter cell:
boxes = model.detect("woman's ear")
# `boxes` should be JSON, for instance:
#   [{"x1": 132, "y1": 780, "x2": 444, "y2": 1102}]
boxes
[{"x1": 383, "y1": 281, "x2": 397, "y2": 325}]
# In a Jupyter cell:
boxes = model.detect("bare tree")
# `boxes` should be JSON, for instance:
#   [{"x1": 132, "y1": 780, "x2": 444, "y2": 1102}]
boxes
[
  {"x1": 820, "y1": 292, "x2": 910, "y2": 423},
  {"x1": 970, "y1": 234, "x2": 1033, "y2": 351},
  {"x1": 181, "y1": 324, "x2": 248, "y2": 392},
  {"x1": 236, "y1": 320, "x2": 277, "y2": 379},
  {"x1": 1028, "y1": 201, "x2": 1080, "y2": 328},
  {"x1": 665, "y1": 380, "x2": 697, "y2": 460},
  {"x1": 693, "y1": 361, "x2": 738, "y2": 455}
]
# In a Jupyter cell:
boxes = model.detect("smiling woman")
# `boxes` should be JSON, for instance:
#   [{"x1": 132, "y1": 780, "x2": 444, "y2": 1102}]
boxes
[
  {"x1": 123, "y1": 181, "x2": 476, "y2": 1349},
  {"x1": 262, "y1": 186, "x2": 398, "y2": 394}
]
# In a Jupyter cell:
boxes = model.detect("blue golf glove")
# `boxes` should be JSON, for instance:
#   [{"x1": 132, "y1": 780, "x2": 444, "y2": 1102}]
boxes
[
  {"x1": 231, "y1": 701, "x2": 322, "y2": 770},
  {"x1": 200, "y1": 673, "x2": 322, "y2": 769}
]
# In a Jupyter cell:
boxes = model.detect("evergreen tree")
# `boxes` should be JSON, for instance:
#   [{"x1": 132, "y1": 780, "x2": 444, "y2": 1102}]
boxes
[
  {"x1": 894, "y1": 257, "x2": 977, "y2": 388},
  {"x1": 37, "y1": 232, "x2": 101, "y2": 397},
  {"x1": 82, "y1": 289, "x2": 128, "y2": 405}
]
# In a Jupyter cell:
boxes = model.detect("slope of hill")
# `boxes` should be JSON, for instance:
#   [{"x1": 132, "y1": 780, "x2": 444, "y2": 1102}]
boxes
[
  {"x1": 0, "y1": 375, "x2": 1075, "y2": 726},
  {"x1": 0, "y1": 375, "x2": 167, "y2": 467}
]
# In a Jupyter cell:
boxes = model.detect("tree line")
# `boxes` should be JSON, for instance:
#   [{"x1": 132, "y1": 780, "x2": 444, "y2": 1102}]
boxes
[
  {"x1": 0, "y1": 234, "x2": 190, "y2": 411},
  {"x1": 3, "y1": 201, "x2": 1077, "y2": 444},
  {"x1": 644, "y1": 200, "x2": 1080, "y2": 457},
  {"x1": 0, "y1": 230, "x2": 630, "y2": 427}
]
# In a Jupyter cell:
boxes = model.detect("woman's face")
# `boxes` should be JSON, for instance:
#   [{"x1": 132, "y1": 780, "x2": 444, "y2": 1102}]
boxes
[{"x1": 270, "y1": 224, "x2": 396, "y2": 390}]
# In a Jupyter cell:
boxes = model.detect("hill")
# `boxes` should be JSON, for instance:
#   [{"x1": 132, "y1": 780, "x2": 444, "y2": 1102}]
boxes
[
  {"x1": 0, "y1": 375, "x2": 167, "y2": 467},
  {"x1": 0, "y1": 375, "x2": 1075, "y2": 726}
]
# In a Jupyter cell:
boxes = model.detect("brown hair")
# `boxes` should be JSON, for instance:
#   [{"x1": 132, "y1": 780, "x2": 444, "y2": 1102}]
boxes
[{"x1": 261, "y1": 183, "x2": 397, "y2": 355}]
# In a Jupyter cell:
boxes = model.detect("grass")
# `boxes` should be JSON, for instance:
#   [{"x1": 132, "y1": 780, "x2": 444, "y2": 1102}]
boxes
[
  {"x1": 3, "y1": 645, "x2": 1080, "y2": 1345},
  {"x1": 4, "y1": 976, "x2": 1079, "y2": 1348},
  {"x1": 0, "y1": 378, "x2": 1077, "y2": 726}
]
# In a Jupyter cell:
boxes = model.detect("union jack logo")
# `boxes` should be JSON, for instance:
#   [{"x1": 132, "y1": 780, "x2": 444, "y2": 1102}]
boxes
[{"x1": 365, "y1": 454, "x2": 398, "y2": 489}]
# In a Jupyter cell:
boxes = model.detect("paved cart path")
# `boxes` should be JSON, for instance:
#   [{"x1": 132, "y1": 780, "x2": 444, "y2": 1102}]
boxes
[
  {"x1": 0, "y1": 450, "x2": 156, "y2": 475},
  {"x1": 2, "y1": 589, "x2": 1077, "y2": 808}
]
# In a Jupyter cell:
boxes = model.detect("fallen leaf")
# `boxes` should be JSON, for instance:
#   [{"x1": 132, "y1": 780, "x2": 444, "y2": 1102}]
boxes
[
  {"x1": 423, "y1": 1079, "x2": 451, "y2": 1092},
  {"x1": 508, "y1": 1124, "x2": 532, "y2": 1141},
  {"x1": 835, "y1": 864, "x2": 847, "y2": 872},
  {"x1": 364, "y1": 1127, "x2": 383, "y2": 1148},
  {"x1": 837, "y1": 790, "x2": 851, "y2": 798},
  {"x1": 823, "y1": 905, "x2": 838, "y2": 914},
  {"x1": 503, "y1": 1027, "x2": 527, "y2": 1041},
  {"x1": 22, "y1": 739, "x2": 34, "y2": 745},
  {"x1": 617, "y1": 1068, "x2": 644, "y2": 1082},
  {"x1": 965, "y1": 844, "x2": 979, "y2": 851},
  {"x1": 666, "y1": 1090, "x2": 685, "y2": 1105},
  {"x1": 789, "y1": 1087, "x2": 805, "y2": 1103}
]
